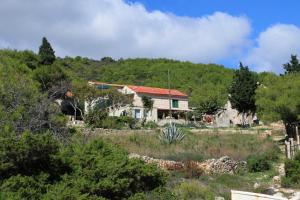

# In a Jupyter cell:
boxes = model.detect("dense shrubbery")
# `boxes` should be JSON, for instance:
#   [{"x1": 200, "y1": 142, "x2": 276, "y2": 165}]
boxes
[
  {"x1": 282, "y1": 152, "x2": 300, "y2": 187},
  {"x1": 246, "y1": 144, "x2": 280, "y2": 172},
  {"x1": 0, "y1": 132, "x2": 168, "y2": 199},
  {"x1": 85, "y1": 109, "x2": 137, "y2": 129},
  {"x1": 247, "y1": 155, "x2": 271, "y2": 172}
]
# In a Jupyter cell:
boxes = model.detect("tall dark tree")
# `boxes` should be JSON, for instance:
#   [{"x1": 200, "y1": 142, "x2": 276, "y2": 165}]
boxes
[
  {"x1": 283, "y1": 55, "x2": 300, "y2": 74},
  {"x1": 38, "y1": 37, "x2": 56, "y2": 65},
  {"x1": 229, "y1": 63, "x2": 258, "y2": 126}
]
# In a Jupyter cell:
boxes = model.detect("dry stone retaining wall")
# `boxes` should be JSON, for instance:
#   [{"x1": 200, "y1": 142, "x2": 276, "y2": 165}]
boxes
[{"x1": 129, "y1": 153, "x2": 246, "y2": 174}]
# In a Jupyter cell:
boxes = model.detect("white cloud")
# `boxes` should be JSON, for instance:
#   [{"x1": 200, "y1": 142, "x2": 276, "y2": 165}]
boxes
[
  {"x1": 245, "y1": 24, "x2": 300, "y2": 73},
  {"x1": 0, "y1": 0, "x2": 251, "y2": 63}
]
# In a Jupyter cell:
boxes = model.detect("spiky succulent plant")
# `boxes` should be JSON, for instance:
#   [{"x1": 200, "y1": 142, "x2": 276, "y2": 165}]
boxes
[{"x1": 159, "y1": 123, "x2": 185, "y2": 144}]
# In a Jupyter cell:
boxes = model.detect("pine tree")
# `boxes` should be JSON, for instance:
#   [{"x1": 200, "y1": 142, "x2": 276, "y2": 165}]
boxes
[
  {"x1": 283, "y1": 55, "x2": 300, "y2": 74},
  {"x1": 38, "y1": 37, "x2": 55, "y2": 65},
  {"x1": 229, "y1": 63, "x2": 258, "y2": 126}
]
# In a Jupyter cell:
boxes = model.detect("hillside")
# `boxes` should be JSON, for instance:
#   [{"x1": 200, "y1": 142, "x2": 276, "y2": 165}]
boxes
[
  {"x1": 0, "y1": 49, "x2": 235, "y2": 107},
  {"x1": 59, "y1": 57, "x2": 234, "y2": 107}
]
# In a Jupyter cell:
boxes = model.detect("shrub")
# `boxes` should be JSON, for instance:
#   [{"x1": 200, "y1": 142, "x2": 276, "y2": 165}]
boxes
[
  {"x1": 60, "y1": 138, "x2": 168, "y2": 199},
  {"x1": 282, "y1": 152, "x2": 300, "y2": 187},
  {"x1": 85, "y1": 110, "x2": 137, "y2": 129},
  {"x1": 174, "y1": 181, "x2": 214, "y2": 200},
  {"x1": 129, "y1": 187, "x2": 176, "y2": 200},
  {"x1": 247, "y1": 154, "x2": 271, "y2": 172},
  {"x1": 0, "y1": 131, "x2": 69, "y2": 180},
  {"x1": 0, "y1": 174, "x2": 48, "y2": 200},
  {"x1": 0, "y1": 132, "x2": 168, "y2": 199},
  {"x1": 84, "y1": 109, "x2": 108, "y2": 128},
  {"x1": 183, "y1": 160, "x2": 204, "y2": 179},
  {"x1": 117, "y1": 116, "x2": 137, "y2": 129},
  {"x1": 144, "y1": 121, "x2": 158, "y2": 129}
]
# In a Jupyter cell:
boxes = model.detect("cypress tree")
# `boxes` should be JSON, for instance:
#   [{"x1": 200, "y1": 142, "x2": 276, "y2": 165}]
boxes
[
  {"x1": 229, "y1": 63, "x2": 258, "y2": 126},
  {"x1": 38, "y1": 37, "x2": 55, "y2": 65}
]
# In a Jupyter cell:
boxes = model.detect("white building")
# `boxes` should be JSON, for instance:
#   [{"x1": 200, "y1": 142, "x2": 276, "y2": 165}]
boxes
[{"x1": 87, "y1": 82, "x2": 190, "y2": 123}]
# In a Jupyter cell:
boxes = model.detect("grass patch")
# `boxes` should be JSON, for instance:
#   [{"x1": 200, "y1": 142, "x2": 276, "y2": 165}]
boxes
[{"x1": 99, "y1": 130, "x2": 279, "y2": 161}]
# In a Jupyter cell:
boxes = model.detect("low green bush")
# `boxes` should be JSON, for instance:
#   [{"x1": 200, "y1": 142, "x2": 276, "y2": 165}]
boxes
[
  {"x1": 174, "y1": 181, "x2": 214, "y2": 200},
  {"x1": 247, "y1": 154, "x2": 271, "y2": 172},
  {"x1": 144, "y1": 121, "x2": 158, "y2": 129},
  {"x1": 85, "y1": 109, "x2": 137, "y2": 129},
  {"x1": 282, "y1": 152, "x2": 300, "y2": 188},
  {"x1": 0, "y1": 132, "x2": 168, "y2": 199},
  {"x1": 129, "y1": 187, "x2": 176, "y2": 200},
  {"x1": 85, "y1": 109, "x2": 108, "y2": 128}
]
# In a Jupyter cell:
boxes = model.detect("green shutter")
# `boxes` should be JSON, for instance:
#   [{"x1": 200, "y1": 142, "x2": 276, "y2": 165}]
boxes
[{"x1": 172, "y1": 99, "x2": 179, "y2": 108}]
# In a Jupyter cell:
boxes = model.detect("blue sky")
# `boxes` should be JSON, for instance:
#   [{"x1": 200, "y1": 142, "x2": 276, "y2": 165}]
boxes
[
  {"x1": 132, "y1": 0, "x2": 300, "y2": 37},
  {"x1": 130, "y1": 0, "x2": 300, "y2": 69},
  {"x1": 1, "y1": 0, "x2": 300, "y2": 73}
]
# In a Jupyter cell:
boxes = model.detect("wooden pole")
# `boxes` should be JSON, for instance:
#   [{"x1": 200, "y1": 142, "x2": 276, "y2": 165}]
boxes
[
  {"x1": 168, "y1": 69, "x2": 172, "y2": 121},
  {"x1": 286, "y1": 140, "x2": 291, "y2": 159},
  {"x1": 290, "y1": 138, "x2": 294, "y2": 158},
  {"x1": 296, "y1": 125, "x2": 300, "y2": 150}
]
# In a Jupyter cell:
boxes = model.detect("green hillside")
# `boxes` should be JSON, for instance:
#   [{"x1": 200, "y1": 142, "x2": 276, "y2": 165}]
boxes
[{"x1": 58, "y1": 57, "x2": 235, "y2": 107}]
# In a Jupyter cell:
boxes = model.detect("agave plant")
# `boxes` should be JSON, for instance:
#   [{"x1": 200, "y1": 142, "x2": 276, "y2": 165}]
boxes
[{"x1": 159, "y1": 123, "x2": 185, "y2": 144}]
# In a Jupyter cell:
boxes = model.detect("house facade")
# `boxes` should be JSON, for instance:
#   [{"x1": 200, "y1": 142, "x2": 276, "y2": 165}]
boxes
[{"x1": 87, "y1": 82, "x2": 189, "y2": 123}]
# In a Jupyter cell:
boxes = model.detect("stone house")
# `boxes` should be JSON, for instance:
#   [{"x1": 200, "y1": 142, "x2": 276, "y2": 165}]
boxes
[{"x1": 86, "y1": 81, "x2": 190, "y2": 123}]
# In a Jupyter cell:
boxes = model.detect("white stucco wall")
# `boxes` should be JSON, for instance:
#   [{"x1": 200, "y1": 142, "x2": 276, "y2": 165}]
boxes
[
  {"x1": 122, "y1": 86, "x2": 189, "y2": 111},
  {"x1": 86, "y1": 85, "x2": 189, "y2": 122},
  {"x1": 231, "y1": 190, "x2": 287, "y2": 200}
]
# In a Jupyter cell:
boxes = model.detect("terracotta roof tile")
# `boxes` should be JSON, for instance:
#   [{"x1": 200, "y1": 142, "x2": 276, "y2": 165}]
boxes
[{"x1": 128, "y1": 85, "x2": 187, "y2": 97}]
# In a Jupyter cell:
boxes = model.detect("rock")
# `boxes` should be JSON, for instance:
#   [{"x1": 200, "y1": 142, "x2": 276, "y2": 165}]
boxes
[
  {"x1": 253, "y1": 182, "x2": 261, "y2": 189},
  {"x1": 265, "y1": 187, "x2": 276, "y2": 195},
  {"x1": 215, "y1": 197, "x2": 225, "y2": 200},
  {"x1": 273, "y1": 175, "x2": 281, "y2": 184},
  {"x1": 129, "y1": 153, "x2": 246, "y2": 174},
  {"x1": 273, "y1": 192, "x2": 285, "y2": 198},
  {"x1": 278, "y1": 163, "x2": 285, "y2": 177},
  {"x1": 290, "y1": 191, "x2": 300, "y2": 200},
  {"x1": 279, "y1": 188, "x2": 294, "y2": 194}
]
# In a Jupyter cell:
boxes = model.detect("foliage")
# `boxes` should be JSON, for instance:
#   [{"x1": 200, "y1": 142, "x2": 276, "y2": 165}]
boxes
[
  {"x1": 81, "y1": 58, "x2": 234, "y2": 107},
  {"x1": 283, "y1": 54, "x2": 300, "y2": 74},
  {"x1": 159, "y1": 123, "x2": 185, "y2": 144},
  {"x1": 38, "y1": 37, "x2": 56, "y2": 65},
  {"x1": 195, "y1": 96, "x2": 222, "y2": 115},
  {"x1": 282, "y1": 152, "x2": 300, "y2": 187},
  {"x1": 141, "y1": 96, "x2": 154, "y2": 126},
  {"x1": 144, "y1": 121, "x2": 158, "y2": 129},
  {"x1": 174, "y1": 180, "x2": 214, "y2": 200},
  {"x1": 246, "y1": 155, "x2": 271, "y2": 172},
  {"x1": 0, "y1": 132, "x2": 168, "y2": 199},
  {"x1": 33, "y1": 64, "x2": 69, "y2": 92},
  {"x1": 129, "y1": 187, "x2": 177, "y2": 200},
  {"x1": 0, "y1": 174, "x2": 48, "y2": 200},
  {"x1": 229, "y1": 63, "x2": 258, "y2": 125},
  {"x1": 101, "y1": 56, "x2": 116, "y2": 63},
  {"x1": 256, "y1": 73, "x2": 300, "y2": 124},
  {"x1": 141, "y1": 96, "x2": 154, "y2": 111},
  {"x1": 85, "y1": 109, "x2": 108, "y2": 128},
  {"x1": 0, "y1": 66, "x2": 68, "y2": 136},
  {"x1": 0, "y1": 131, "x2": 69, "y2": 180},
  {"x1": 57, "y1": 137, "x2": 167, "y2": 199},
  {"x1": 85, "y1": 110, "x2": 137, "y2": 129}
]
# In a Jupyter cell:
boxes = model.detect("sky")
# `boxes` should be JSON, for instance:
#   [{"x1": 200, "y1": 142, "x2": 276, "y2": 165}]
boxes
[{"x1": 1, "y1": 0, "x2": 300, "y2": 73}]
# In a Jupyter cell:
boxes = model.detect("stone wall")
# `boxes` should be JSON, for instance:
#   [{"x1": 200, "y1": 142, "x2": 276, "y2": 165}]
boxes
[{"x1": 129, "y1": 153, "x2": 246, "y2": 174}]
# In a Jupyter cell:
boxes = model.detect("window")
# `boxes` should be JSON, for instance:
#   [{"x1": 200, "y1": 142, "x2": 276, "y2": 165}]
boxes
[
  {"x1": 172, "y1": 99, "x2": 179, "y2": 108},
  {"x1": 134, "y1": 109, "x2": 141, "y2": 119}
]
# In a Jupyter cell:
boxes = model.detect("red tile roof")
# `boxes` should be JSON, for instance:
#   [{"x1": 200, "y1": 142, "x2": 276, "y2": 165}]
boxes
[{"x1": 128, "y1": 85, "x2": 188, "y2": 97}]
